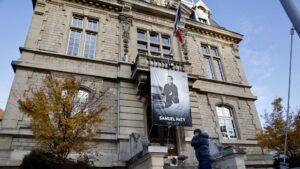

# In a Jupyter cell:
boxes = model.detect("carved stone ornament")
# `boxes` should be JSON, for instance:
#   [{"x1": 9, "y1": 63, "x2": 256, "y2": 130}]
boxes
[
  {"x1": 119, "y1": 14, "x2": 133, "y2": 61},
  {"x1": 179, "y1": 28, "x2": 189, "y2": 61},
  {"x1": 230, "y1": 43, "x2": 240, "y2": 58}
]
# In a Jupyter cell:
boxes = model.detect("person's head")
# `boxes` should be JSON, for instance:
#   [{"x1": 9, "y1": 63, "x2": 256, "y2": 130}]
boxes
[
  {"x1": 193, "y1": 129, "x2": 202, "y2": 136},
  {"x1": 167, "y1": 75, "x2": 174, "y2": 85}
]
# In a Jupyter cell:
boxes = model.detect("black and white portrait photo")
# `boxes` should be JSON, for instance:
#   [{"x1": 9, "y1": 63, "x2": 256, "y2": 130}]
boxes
[{"x1": 151, "y1": 67, "x2": 192, "y2": 126}]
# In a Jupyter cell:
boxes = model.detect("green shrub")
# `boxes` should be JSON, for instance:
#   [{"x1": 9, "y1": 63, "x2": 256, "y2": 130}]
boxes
[
  {"x1": 20, "y1": 149, "x2": 93, "y2": 169},
  {"x1": 20, "y1": 149, "x2": 56, "y2": 169}
]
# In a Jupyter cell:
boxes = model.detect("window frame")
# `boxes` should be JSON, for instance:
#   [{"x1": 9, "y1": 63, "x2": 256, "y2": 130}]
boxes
[
  {"x1": 201, "y1": 44, "x2": 225, "y2": 81},
  {"x1": 216, "y1": 105, "x2": 238, "y2": 140},
  {"x1": 83, "y1": 32, "x2": 97, "y2": 59},
  {"x1": 137, "y1": 29, "x2": 173, "y2": 58},
  {"x1": 67, "y1": 15, "x2": 99, "y2": 59},
  {"x1": 67, "y1": 29, "x2": 82, "y2": 57}
]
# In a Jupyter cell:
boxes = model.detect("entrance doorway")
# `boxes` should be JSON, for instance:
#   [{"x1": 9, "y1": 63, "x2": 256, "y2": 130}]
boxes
[{"x1": 147, "y1": 106, "x2": 178, "y2": 155}]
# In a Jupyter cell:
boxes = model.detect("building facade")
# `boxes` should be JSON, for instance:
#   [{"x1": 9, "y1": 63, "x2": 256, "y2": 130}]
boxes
[{"x1": 0, "y1": 0, "x2": 272, "y2": 168}]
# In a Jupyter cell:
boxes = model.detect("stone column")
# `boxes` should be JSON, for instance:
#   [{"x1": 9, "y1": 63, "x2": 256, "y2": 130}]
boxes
[
  {"x1": 212, "y1": 147, "x2": 247, "y2": 169},
  {"x1": 128, "y1": 146, "x2": 168, "y2": 169}
]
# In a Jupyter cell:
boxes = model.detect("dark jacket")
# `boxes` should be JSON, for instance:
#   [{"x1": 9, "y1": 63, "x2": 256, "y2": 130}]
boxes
[
  {"x1": 163, "y1": 83, "x2": 179, "y2": 108},
  {"x1": 191, "y1": 132, "x2": 210, "y2": 160}
]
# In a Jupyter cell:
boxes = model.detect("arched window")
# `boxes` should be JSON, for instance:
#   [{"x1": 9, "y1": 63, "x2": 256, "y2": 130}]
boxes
[
  {"x1": 77, "y1": 89, "x2": 90, "y2": 103},
  {"x1": 216, "y1": 106, "x2": 237, "y2": 139},
  {"x1": 71, "y1": 89, "x2": 90, "y2": 116}
]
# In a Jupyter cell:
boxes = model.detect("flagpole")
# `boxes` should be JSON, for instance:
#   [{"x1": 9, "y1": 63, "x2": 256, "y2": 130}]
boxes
[
  {"x1": 281, "y1": 27, "x2": 294, "y2": 169},
  {"x1": 173, "y1": 0, "x2": 181, "y2": 35}
]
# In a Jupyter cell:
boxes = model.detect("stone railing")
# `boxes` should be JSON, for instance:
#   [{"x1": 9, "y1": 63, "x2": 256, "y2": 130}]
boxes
[{"x1": 132, "y1": 54, "x2": 191, "y2": 73}]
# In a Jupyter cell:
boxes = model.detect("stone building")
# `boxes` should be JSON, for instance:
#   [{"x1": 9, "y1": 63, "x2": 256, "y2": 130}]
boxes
[{"x1": 0, "y1": 0, "x2": 272, "y2": 168}]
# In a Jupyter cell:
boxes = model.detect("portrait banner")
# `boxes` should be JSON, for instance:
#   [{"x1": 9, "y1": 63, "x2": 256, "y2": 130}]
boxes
[{"x1": 150, "y1": 67, "x2": 192, "y2": 126}]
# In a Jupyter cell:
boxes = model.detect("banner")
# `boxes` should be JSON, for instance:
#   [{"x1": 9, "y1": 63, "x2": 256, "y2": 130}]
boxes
[{"x1": 150, "y1": 67, "x2": 192, "y2": 126}]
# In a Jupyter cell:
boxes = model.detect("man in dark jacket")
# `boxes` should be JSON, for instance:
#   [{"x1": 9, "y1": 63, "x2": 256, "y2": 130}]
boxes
[
  {"x1": 191, "y1": 129, "x2": 212, "y2": 169},
  {"x1": 163, "y1": 75, "x2": 179, "y2": 108}
]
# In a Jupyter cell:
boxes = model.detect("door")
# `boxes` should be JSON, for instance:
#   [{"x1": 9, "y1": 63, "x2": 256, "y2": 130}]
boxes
[{"x1": 147, "y1": 106, "x2": 178, "y2": 155}]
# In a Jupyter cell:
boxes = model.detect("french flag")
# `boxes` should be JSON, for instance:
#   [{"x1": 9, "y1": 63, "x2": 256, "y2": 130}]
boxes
[{"x1": 173, "y1": 0, "x2": 184, "y2": 44}]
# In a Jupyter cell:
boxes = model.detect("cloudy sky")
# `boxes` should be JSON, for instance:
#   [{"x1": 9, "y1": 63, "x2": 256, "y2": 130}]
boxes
[
  {"x1": 0, "y1": 0, "x2": 299, "y2": 125},
  {"x1": 202, "y1": 0, "x2": 300, "y2": 122}
]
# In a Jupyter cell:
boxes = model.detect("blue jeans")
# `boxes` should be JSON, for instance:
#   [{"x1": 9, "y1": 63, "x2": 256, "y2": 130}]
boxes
[{"x1": 198, "y1": 160, "x2": 212, "y2": 169}]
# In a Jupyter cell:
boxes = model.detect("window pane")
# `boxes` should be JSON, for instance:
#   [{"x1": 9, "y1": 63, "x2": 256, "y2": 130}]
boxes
[
  {"x1": 162, "y1": 36, "x2": 171, "y2": 45},
  {"x1": 137, "y1": 30, "x2": 146, "y2": 40},
  {"x1": 87, "y1": 19, "x2": 98, "y2": 30},
  {"x1": 225, "y1": 119, "x2": 237, "y2": 138},
  {"x1": 84, "y1": 33, "x2": 97, "y2": 58},
  {"x1": 150, "y1": 44, "x2": 160, "y2": 52},
  {"x1": 213, "y1": 59, "x2": 224, "y2": 80},
  {"x1": 138, "y1": 50, "x2": 147, "y2": 55},
  {"x1": 138, "y1": 42, "x2": 147, "y2": 49},
  {"x1": 216, "y1": 107, "x2": 223, "y2": 116},
  {"x1": 150, "y1": 33, "x2": 159, "y2": 43},
  {"x1": 210, "y1": 47, "x2": 219, "y2": 56},
  {"x1": 72, "y1": 89, "x2": 90, "y2": 117},
  {"x1": 199, "y1": 18, "x2": 208, "y2": 24},
  {"x1": 217, "y1": 106, "x2": 237, "y2": 139},
  {"x1": 163, "y1": 47, "x2": 171, "y2": 54},
  {"x1": 204, "y1": 57, "x2": 213, "y2": 79},
  {"x1": 67, "y1": 30, "x2": 81, "y2": 56},
  {"x1": 230, "y1": 121, "x2": 237, "y2": 138},
  {"x1": 223, "y1": 107, "x2": 231, "y2": 117},
  {"x1": 78, "y1": 90, "x2": 90, "y2": 103},
  {"x1": 201, "y1": 45, "x2": 209, "y2": 54},
  {"x1": 151, "y1": 52, "x2": 160, "y2": 58},
  {"x1": 72, "y1": 16, "x2": 83, "y2": 28}
]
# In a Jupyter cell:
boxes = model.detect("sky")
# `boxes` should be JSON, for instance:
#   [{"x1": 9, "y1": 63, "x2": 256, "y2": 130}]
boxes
[{"x1": 0, "y1": 0, "x2": 299, "y2": 125}]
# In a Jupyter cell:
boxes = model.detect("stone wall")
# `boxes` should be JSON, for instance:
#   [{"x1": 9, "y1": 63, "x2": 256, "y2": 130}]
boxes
[{"x1": 0, "y1": 0, "x2": 271, "y2": 168}]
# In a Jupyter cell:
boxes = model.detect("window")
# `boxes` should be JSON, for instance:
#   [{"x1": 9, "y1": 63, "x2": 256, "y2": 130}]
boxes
[
  {"x1": 201, "y1": 45, "x2": 209, "y2": 55},
  {"x1": 213, "y1": 59, "x2": 224, "y2": 80},
  {"x1": 204, "y1": 57, "x2": 213, "y2": 79},
  {"x1": 199, "y1": 18, "x2": 208, "y2": 24},
  {"x1": 137, "y1": 29, "x2": 172, "y2": 58},
  {"x1": 72, "y1": 16, "x2": 84, "y2": 28},
  {"x1": 60, "y1": 89, "x2": 90, "y2": 117},
  {"x1": 67, "y1": 15, "x2": 99, "y2": 58},
  {"x1": 67, "y1": 30, "x2": 81, "y2": 56},
  {"x1": 84, "y1": 33, "x2": 97, "y2": 58},
  {"x1": 216, "y1": 106, "x2": 237, "y2": 139},
  {"x1": 150, "y1": 32, "x2": 159, "y2": 43},
  {"x1": 71, "y1": 89, "x2": 90, "y2": 117},
  {"x1": 210, "y1": 47, "x2": 219, "y2": 56},
  {"x1": 137, "y1": 42, "x2": 147, "y2": 50},
  {"x1": 201, "y1": 44, "x2": 225, "y2": 81},
  {"x1": 138, "y1": 30, "x2": 147, "y2": 40},
  {"x1": 162, "y1": 36, "x2": 171, "y2": 46},
  {"x1": 87, "y1": 19, "x2": 98, "y2": 30}
]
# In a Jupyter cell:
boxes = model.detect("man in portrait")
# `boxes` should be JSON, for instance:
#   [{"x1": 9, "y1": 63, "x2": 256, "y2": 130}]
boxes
[{"x1": 163, "y1": 75, "x2": 179, "y2": 108}]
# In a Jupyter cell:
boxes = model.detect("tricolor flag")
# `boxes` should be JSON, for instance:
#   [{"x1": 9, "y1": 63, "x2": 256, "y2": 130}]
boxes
[
  {"x1": 280, "y1": 0, "x2": 300, "y2": 37},
  {"x1": 173, "y1": 0, "x2": 184, "y2": 44}
]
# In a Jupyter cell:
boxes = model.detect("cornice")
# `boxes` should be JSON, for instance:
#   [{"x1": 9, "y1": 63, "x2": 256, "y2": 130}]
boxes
[
  {"x1": 32, "y1": 0, "x2": 243, "y2": 44},
  {"x1": 186, "y1": 19, "x2": 243, "y2": 43},
  {"x1": 19, "y1": 47, "x2": 119, "y2": 66},
  {"x1": 63, "y1": 0, "x2": 123, "y2": 12},
  {"x1": 123, "y1": 1, "x2": 243, "y2": 44}
]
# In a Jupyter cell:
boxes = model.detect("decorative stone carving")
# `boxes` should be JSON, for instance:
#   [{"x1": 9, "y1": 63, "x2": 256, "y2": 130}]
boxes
[
  {"x1": 230, "y1": 43, "x2": 240, "y2": 58},
  {"x1": 165, "y1": 0, "x2": 178, "y2": 10},
  {"x1": 179, "y1": 27, "x2": 189, "y2": 61},
  {"x1": 119, "y1": 14, "x2": 133, "y2": 61},
  {"x1": 136, "y1": 74, "x2": 148, "y2": 97},
  {"x1": 122, "y1": 2, "x2": 132, "y2": 12}
]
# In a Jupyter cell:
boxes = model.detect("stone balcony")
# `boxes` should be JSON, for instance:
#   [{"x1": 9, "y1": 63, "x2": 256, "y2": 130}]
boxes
[{"x1": 131, "y1": 54, "x2": 192, "y2": 95}]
